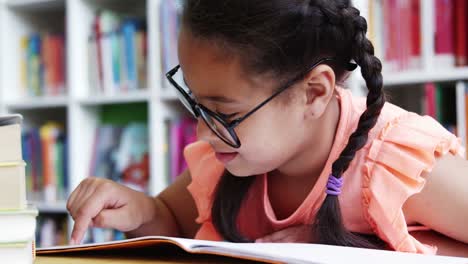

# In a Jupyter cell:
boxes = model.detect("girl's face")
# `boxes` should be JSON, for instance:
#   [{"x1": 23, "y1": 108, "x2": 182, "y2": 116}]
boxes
[{"x1": 178, "y1": 29, "x2": 324, "y2": 177}]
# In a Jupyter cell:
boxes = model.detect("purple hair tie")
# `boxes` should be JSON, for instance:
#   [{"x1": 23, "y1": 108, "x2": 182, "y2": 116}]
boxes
[{"x1": 326, "y1": 175, "x2": 344, "y2": 196}]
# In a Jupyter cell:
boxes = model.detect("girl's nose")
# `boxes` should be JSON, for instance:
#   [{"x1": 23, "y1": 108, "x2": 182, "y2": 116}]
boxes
[{"x1": 196, "y1": 119, "x2": 218, "y2": 143}]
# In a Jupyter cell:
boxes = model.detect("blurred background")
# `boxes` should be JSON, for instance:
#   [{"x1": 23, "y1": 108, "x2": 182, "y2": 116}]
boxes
[{"x1": 0, "y1": 0, "x2": 466, "y2": 247}]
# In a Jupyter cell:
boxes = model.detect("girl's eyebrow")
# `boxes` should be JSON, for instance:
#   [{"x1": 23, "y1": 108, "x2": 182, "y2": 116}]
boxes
[
  {"x1": 198, "y1": 95, "x2": 239, "y2": 103},
  {"x1": 183, "y1": 78, "x2": 240, "y2": 104}
]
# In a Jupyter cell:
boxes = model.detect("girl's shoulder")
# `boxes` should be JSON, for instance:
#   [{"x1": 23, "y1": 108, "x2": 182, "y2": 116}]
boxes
[{"x1": 342, "y1": 88, "x2": 464, "y2": 254}]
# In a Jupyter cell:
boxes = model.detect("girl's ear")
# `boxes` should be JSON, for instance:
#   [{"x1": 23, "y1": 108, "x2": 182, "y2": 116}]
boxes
[{"x1": 301, "y1": 64, "x2": 336, "y2": 119}]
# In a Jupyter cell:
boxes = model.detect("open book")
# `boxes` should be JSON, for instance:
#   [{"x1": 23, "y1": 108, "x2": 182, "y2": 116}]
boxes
[{"x1": 37, "y1": 236, "x2": 468, "y2": 264}]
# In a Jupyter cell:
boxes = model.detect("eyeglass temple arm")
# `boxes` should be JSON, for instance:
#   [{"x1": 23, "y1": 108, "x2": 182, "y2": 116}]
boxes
[
  {"x1": 229, "y1": 84, "x2": 291, "y2": 127},
  {"x1": 166, "y1": 65, "x2": 181, "y2": 78},
  {"x1": 230, "y1": 58, "x2": 339, "y2": 127}
]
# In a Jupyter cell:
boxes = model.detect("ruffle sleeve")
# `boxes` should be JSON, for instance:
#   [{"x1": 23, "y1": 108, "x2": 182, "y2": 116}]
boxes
[
  {"x1": 184, "y1": 141, "x2": 225, "y2": 223},
  {"x1": 362, "y1": 112, "x2": 464, "y2": 254}
]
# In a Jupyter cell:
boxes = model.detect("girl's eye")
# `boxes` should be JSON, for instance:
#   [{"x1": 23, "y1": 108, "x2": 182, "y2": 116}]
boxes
[{"x1": 217, "y1": 111, "x2": 238, "y2": 121}]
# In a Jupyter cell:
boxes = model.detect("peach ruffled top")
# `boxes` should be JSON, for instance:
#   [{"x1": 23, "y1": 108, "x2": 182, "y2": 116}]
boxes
[{"x1": 184, "y1": 87, "x2": 464, "y2": 254}]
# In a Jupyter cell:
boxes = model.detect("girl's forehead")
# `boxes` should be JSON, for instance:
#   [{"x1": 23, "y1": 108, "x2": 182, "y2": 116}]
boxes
[{"x1": 178, "y1": 32, "x2": 274, "y2": 102}]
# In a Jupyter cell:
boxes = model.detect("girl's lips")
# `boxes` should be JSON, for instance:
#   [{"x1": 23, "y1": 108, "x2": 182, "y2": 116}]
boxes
[{"x1": 215, "y1": 152, "x2": 238, "y2": 163}]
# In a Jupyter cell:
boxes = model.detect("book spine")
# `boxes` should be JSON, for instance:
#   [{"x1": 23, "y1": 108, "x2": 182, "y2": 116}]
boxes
[
  {"x1": 424, "y1": 83, "x2": 437, "y2": 118},
  {"x1": 410, "y1": 0, "x2": 421, "y2": 69},
  {"x1": 434, "y1": 0, "x2": 455, "y2": 68},
  {"x1": 454, "y1": 0, "x2": 467, "y2": 66}
]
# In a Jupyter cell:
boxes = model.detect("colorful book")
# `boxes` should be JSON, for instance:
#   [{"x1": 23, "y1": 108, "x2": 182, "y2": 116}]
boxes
[
  {"x1": 424, "y1": 83, "x2": 437, "y2": 119},
  {"x1": 434, "y1": 0, "x2": 456, "y2": 68},
  {"x1": 89, "y1": 11, "x2": 147, "y2": 94},
  {"x1": 169, "y1": 118, "x2": 197, "y2": 181},
  {"x1": 454, "y1": 0, "x2": 467, "y2": 66},
  {"x1": 88, "y1": 123, "x2": 150, "y2": 191},
  {"x1": 409, "y1": 0, "x2": 421, "y2": 69},
  {"x1": 36, "y1": 214, "x2": 69, "y2": 247},
  {"x1": 21, "y1": 33, "x2": 66, "y2": 97}
]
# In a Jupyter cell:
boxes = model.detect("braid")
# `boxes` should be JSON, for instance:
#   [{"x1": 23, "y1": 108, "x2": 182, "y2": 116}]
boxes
[
  {"x1": 331, "y1": 6, "x2": 385, "y2": 177},
  {"x1": 312, "y1": 2, "x2": 386, "y2": 248}
]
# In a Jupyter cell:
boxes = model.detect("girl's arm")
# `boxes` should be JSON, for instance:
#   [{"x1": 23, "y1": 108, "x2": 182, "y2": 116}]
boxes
[
  {"x1": 126, "y1": 169, "x2": 201, "y2": 238},
  {"x1": 403, "y1": 154, "x2": 468, "y2": 244},
  {"x1": 68, "y1": 169, "x2": 200, "y2": 244},
  {"x1": 410, "y1": 230, "x2": 468, "y2": 257}
]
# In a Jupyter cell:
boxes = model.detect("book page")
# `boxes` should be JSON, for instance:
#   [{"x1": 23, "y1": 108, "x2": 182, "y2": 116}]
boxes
[
  {"x1": 38, "y1": 236, "x2": 219, "y2": 254},
  {"x1": 198, "y1": 242, "x2": 468, "y2": 264}
]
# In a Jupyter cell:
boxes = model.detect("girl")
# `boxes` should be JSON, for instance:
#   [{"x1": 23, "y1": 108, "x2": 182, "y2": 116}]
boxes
[{"x1": 67, "y1": 0, "x2": 468, "y2": 257}]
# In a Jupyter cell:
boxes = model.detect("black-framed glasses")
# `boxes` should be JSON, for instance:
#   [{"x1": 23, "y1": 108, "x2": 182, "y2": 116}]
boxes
[{"x1": 166, "y1": 58, "x2": 357, "y2": 148}]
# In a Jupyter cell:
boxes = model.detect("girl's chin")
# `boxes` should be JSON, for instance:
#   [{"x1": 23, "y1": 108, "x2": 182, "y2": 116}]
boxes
[{"x1": 225, "y1": 164, "x2": 268, "y2": 177}]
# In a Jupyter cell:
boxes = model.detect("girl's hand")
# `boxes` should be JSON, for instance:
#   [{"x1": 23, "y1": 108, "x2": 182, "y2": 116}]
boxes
[
  {"x1": 255, "y1": 225, "x2": 313, "y2": 243},
  {"x1": 66, "y1": 177, "x2": 156, "y2": 245}
]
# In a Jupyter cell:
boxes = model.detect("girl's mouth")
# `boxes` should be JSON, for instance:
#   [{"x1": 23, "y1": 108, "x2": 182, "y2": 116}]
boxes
[{"x1": 215, "y1": 152, "x2": 238, "y2": 163}]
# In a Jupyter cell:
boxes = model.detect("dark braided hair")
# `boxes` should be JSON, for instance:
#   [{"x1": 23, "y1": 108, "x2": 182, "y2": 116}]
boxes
[{"x1": 182, "y1": 0, "x2": 387, "y2": 248}]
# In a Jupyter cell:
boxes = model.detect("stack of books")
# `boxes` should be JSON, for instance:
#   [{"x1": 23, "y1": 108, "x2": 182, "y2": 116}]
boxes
[{"x1": 0, "y1": 115, "x2": 38, "y2": 264}]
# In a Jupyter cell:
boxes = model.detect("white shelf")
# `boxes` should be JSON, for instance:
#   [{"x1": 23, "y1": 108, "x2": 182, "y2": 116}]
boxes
[
  {"x1": 5, "y1": 0, "x2": 65, "y2": 11},
  {"x1": 354, "y1": 67, "x2": 468, "y2": 87},
  {"x1": 31, "y1": 200, "x2": 67, "y2": 214},
  {"x1": 160, "y1": 89, "x2": 178, "y2": 101},
  {"x1": 5, "y1": 95, "x2": 69, "y2": 110},
  {"x1": 79, "y1": 90, "x2": 151, "y2": 106},
  {"x1": 383, "y1": 68, "x2": 468, "y2": 86}
]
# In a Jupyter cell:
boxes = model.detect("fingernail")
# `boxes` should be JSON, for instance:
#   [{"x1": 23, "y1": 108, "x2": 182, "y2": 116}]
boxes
[
  {"x1": 256, "y1": 239, "x2": 262, "y2": 243},
  {"x1": 69, "y1": 239, "x2": 76, "y2": 245}
]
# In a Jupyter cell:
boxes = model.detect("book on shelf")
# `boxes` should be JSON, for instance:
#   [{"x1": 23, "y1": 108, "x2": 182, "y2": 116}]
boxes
[
  {"x1": 89, "y1": 122, "x2": 149, "y2": 192},
  {"x1": 159, "y1": 0, "x2": 183, "y2": 77},
  {"x1": 387, "y1": 82, "x2": 458, "y2": 134},
  {"x1": 89, "y1": 104, "x2": 149, "y2": 193},
  {"x1": 0, "y1": 114, "x2": 38, "y2": 264},
  {"x1": 88, "y1": 9, "x2": 147, "y2": 95},
  {"x1": 423, "y1": 82, "x2": 458, "y2": 135},
  {"x1": 22, "y1": 122, "x2": 68, "y2": 203},
  {"x1": 364, "y1": 0, "x2": 468, "y2": 72},
  {"x1": 36, "y1": 214, "x2": 69, "y2": 248},
  {"x1": 454, "y1": 0, "x2": 467, "y2": 66},
  {"x1": 435, "y1": 0, "x2": 456, "y2": 67},
  {"x1": 371, "y1": 0, "x2": 421, "y2": 72},
  {"x1": 167, "y1": 117, "x2": 197, "y2": 182},
  {"x1": 36, "y1": 235, "x2": 468, "y2": 264},
  {"x1": 20, "y1": 33, "x2": 66, "y2": 97},
  {"x1": 85, "y1": 228, "x2": 125, "y2": 245},
  {"x1": 455, "y1": 81, "x2": 468, "y2": 156}
]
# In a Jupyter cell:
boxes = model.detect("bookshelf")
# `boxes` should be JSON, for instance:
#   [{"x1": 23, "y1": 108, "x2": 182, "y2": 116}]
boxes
[
  {"x1": 0, "y1": 0, "x2": 466, "y2": 246},
  {"x1": 350, "y1": 0, "x2": 468, "y2": 150},
  {"x1": 0, "y1": 0, "x2": 186, "y2": 245}
]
